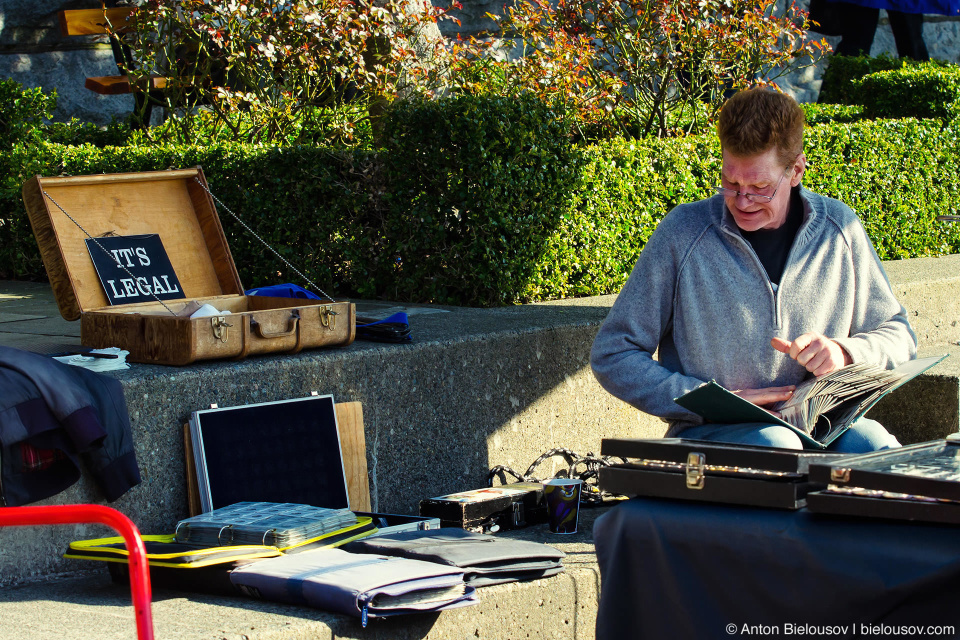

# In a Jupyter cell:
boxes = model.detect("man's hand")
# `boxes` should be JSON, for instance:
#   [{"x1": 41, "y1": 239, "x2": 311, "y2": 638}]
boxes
[
  {"x1": 771, "y1": 333, "x2": 852, "y2": 377},
  {"x1": 733, "y1": 386, "x2": 795, "y2": 408}
]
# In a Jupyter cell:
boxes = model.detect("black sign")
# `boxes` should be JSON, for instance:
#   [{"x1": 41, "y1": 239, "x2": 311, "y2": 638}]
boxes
[{"x1": 85, "y1": 234, "x2": 185, "y2": 305}]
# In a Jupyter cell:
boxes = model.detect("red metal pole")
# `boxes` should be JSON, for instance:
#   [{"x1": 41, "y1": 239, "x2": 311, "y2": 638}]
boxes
[{"x1": 0, "y1": 504, "x2": 154, "y2": 640}]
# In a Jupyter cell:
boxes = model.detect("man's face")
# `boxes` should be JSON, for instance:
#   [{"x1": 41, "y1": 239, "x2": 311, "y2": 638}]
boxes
[{"x1": 720, "y1": 147, "x2": 803, "y2": 232}]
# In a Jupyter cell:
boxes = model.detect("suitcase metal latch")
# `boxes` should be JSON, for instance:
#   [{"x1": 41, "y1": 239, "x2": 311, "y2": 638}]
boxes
[
  {"x1": 686, "y1": 452, "x2": 706, "y2": 490},
  {"x1": 831, "y1": 467, "x2": 851, "y2": 483},
  {"x1": 211, "y1": 316, "x2": 232, "y2": 343},
  {"x1": 319, "y1": 305, "x2": 338, "y2": 331},
  {"x1": 511, "y1": 501, "x2": 526, "y2": 527}
]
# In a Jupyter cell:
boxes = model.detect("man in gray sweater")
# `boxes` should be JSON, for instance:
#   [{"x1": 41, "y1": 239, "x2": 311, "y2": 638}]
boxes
[{"x1": 589, "y1": 88, "x2": 916, "y2": 452}]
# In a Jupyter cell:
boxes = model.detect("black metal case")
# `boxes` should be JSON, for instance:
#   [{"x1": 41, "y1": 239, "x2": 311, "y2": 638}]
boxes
[
  {"x1": 418, "y1": 482, "x2": 546, "y2": 533},
  {"x1": 806, "y1": 435, "x2": 960, "y2": 524},
  {"x1": 598, "y1": 438, "x2": 843, "y2": 509}
]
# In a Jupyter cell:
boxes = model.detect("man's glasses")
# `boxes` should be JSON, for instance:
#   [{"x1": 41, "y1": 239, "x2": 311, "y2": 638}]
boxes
[{"x1": 714, "y1": 164, "x2": 792, "y2": 204}]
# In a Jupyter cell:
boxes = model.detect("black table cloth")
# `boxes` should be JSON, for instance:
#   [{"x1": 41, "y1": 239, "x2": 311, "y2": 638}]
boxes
[{"x1": 594, "y1": 497, "x2": 960, "y2": 639}]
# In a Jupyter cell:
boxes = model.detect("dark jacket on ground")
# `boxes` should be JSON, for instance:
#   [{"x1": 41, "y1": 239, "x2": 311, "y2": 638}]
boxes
[{"x1": 0, "y1": 346, "x2": 140, "y2": 505}]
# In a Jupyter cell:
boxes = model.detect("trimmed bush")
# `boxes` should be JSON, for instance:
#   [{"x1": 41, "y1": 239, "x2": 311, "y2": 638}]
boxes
[
  {"x1": 528, "y1": 119, "x2": 960, "y2": 299},
  {"x1": 818, "y1": 55, "x2": 954, "y2": 107},
  {"x1": 524, "y1": 136, "x2": 717, "y2": 301},
  {"x1": 801, "y1": 103, "x2": 865, "y2": 125},
  {"x1": 44, "y1": 120, "x2": 133, "y2": 148},
  {"x1": 377, "y1": 95, "x2": 579, "y2": 305},
  {"x1": 818, "y1": 55, "x2": 901, "y2": 105},
  {"x1": 3, "y1": 100, "x2": 960, "y2": 305},
  {"x1": 0, "y1": 143, "x2": 376, "y2": 298},
  {"x1": 0, "y1": 79, "x2": 132, "y2": 149},
  {"x1": 818, "y1": 54, "x2": 922, "y2": 105},
  {"x1": 803, "y1": 119, "x2": 960, "y2": 259},
  {"x1": 0, "y1": 78, "x2": 55, "y2": 149},
  {"x1": 855, "y1": 66, "x2": 960, "y2": 120}
]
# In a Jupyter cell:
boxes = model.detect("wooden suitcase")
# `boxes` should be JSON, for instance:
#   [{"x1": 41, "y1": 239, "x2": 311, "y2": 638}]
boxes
[{"x1": 22, "y1": 167, "x2": 354, "y2": 365}]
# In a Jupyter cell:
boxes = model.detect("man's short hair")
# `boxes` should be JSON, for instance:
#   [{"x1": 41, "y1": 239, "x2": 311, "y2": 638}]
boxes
[{"x1": 717, "y1": 88, "x2": 805, "y2": 166}]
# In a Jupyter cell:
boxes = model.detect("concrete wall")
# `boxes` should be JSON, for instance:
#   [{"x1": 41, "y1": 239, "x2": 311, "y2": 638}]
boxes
[
  {"x1": 865, "y1": 255, "x2": 960, "y2": 443},
  {"x1": 2, "y1": 254, "x2": 960, "y2": 585},
  {"x1": 0, "y1": 298, "x2": 664, "y2": 584}
]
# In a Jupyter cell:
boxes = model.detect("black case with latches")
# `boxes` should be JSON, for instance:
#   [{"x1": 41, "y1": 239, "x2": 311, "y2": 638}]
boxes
[
  {"x1": 806, "y1": 435, "x2": 960, "y2": 524},
  {"x1": 418, "y1": 482, "x2": 547, "y2": 533},
  {"x1": 598, "y1": 438, "x2": 844, "y2": 509}
]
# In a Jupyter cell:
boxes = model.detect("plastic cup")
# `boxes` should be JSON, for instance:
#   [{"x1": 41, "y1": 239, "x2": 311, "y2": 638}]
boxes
[{"x1": 543, "y1": 478, "x2": 583, "y2": 534}]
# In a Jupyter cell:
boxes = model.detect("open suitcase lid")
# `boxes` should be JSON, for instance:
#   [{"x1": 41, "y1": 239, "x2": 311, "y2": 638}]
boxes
[
  {"x1": 808, "y1": 435, "x2": 960, "y2": 501},
  {"x1": 22, "y1": 167, "x2": 243, "y2": 321},
  {"x1": 601, "y1": 437, "x2": 843, "y2": 475}
]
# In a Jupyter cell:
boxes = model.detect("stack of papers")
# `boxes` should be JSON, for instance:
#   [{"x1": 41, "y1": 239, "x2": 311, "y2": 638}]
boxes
[
  {"x1": 174, "y1": 502, "x2": 358, "y2": 548},
  {"x1": 53, "y1": 347, "x2": 130, "y2": 372}
]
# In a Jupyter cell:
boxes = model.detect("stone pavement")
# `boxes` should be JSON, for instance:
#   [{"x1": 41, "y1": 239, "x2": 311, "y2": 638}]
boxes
[{"x1": 0, "y1": 280, "x2": 82, "y2": 354}]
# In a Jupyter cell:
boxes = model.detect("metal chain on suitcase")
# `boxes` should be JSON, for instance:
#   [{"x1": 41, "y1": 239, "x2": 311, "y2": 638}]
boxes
[
  {"x1": 191, "y1": 178, "x2": 335, "y2": 303},
  {"x1": 41, "y1": 189, "x2": 179, "y2": 315},
  {"x1": 41, "y1": 175, "x2": 338, "y2": 318},
  {"x1": 487, "y1": 448, "x2": 628, "y2": 505}
]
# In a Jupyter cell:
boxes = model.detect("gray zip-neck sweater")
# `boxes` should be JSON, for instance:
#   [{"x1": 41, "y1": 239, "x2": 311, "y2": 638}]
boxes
[{"x1": 590, "y1": 187, "x2": 917, "y2": 431}]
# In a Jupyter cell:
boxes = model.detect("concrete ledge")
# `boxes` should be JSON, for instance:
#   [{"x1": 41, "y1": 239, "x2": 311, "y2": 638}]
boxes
[
  {"x1": 867, "y1": 254, "x2": 960, "y2": 442},
  {"x1": 0, "y1": 505, "x2": 607, "y2": 640},
  {"x1": 0, "y1": 294, "x2": 661, "y2": 585},
  {"x1": 1, "y1": 254, "x2": 960, "y2": 587}
]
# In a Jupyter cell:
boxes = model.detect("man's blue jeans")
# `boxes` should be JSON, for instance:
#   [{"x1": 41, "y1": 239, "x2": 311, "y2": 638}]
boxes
[{"x1": 673, "y1": 417, "x2": 900, "y2": 453}]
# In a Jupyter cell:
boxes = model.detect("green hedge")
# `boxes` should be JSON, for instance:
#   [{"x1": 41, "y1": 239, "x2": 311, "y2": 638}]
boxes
[
  {"x1": 377, "y1": 96, "x2": 579, "y2": 305},
  {"x1": 801, "y1": 103, "x2": 865, "y2": 125},
  {"x1": 0, "y1": 143, "x2": 376, "y2": 298},
  {"x1": 817, "y1": 54, "x2": 950, "y2": 105},
  {"x1": 803, "y1": 119, "x2": 960, "y2": 259},
  {"x1": 0, "y1": 78, "x2": 55, "y2": 149},
  {"x1": 3, "y1": 99, "x2": 960, "y2": 305},
  {"x1": 525, "y1": 118, "x2": 960, "y2": 300},
  {"x1": 855, "y1": 66, "x2": 960, "y2": 120}
]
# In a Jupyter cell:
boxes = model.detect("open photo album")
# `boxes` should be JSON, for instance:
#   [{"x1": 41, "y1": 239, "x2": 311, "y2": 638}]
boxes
[{"x1": 674, "y1": 354, "x2": 947, "y2": 449}]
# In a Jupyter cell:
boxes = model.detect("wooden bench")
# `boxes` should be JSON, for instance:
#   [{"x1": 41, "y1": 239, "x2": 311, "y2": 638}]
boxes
[{"x1": 58, "y1": 7, "x2": 164, "y2": 125}]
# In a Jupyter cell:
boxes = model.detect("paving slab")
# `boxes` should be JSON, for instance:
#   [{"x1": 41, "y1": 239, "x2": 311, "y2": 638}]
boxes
[{"x1": 0, "y1": 313, "x2": 47, "y2": 323}]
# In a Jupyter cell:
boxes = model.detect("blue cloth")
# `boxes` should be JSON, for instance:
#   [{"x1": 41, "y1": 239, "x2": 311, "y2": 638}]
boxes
[
  {"x1": 672, "y1": 417, "x2": 901, "y2": 453},
  {"x1": 245, "y1": 284, "x2": 322, "y2": 300},
  {"x1": 356, "y1": 312, "x2": 408, "y2": 328},
  {"x1": 595, "y1": 497, "x2": 960, "y2": 640},
  {"x1": 355, "y1": 313, "x2": 412, "y2": 343},
  {"x1": 828, "y1": 0, "x2": 959, "y2": 15}
]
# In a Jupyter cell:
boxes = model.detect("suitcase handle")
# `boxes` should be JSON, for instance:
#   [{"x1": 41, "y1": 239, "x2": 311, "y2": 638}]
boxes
[
  {"x1": 236, "y1": 311, "x2": 304, "y2": 359},
  {"x1": 250, "y1": 310, "x2": 300, "y2": 339}
]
